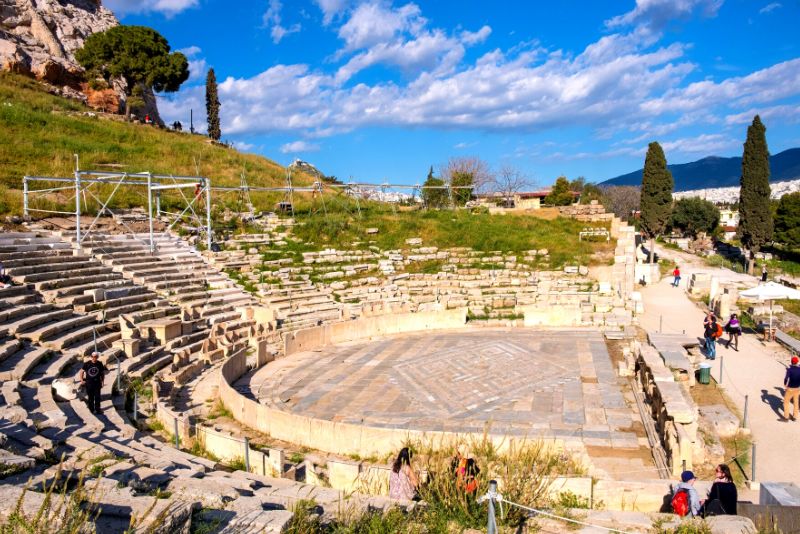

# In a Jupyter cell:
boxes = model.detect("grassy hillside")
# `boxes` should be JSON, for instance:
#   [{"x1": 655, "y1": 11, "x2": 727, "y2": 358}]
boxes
[{"x1": 0, "y1": 72, "x2": 314, "y2": 215}]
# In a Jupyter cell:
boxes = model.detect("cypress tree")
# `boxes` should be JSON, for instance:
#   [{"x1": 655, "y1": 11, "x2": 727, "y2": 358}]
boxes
[
  {"x1": 739, "y1": 115, "x2": 772, "y2": 273},
  {"x1": 206, "y1": 68, "x2": 221, "y2": 141},
  {"x1": 639, "y1": 141, "x2": 674, "y2": 263}
]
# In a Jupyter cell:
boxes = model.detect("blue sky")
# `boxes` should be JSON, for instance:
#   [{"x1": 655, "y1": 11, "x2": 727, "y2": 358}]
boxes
[{"x1": 106, "y1": 0, "x2": 800, "y2": 187}]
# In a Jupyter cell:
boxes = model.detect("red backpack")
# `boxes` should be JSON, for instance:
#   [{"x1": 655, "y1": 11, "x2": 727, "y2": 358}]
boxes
[
  {"x1": 671, "y1": 489, "x2": 690, "y2": 517},
  {"x1": 714, "y1": 323, "x2": 724, "y2": 339}
]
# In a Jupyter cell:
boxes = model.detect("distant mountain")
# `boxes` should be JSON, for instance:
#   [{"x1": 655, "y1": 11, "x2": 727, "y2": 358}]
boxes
[{"x1": 600, "y1": 148, "x2": 800, "y2": 191}]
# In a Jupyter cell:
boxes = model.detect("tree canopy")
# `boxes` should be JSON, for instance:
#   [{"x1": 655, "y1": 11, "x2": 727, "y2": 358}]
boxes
[
  {"x1": 76, "y1": 25, "x2": 189, "y2": 117},
  {"x1": 442, "y1": 157, "x2": 492, "y2": 206},
  {"x1": 739, "y1": 115, "x2": 773, "y2": 256},
  {"x1": 206, "y1": 68, "x2": 221, "y2": 141},
  {"x1": 670, "y1": 197, "x2": 720, "y2": 237},
  {"x1": 639, "y1": 142, "x2": 673, "y2": 262},
  {"x1": 545, "y1": 176, "x2": 574, "y2": 206},
  {"x1": 422, "y1": 166, "x2": 447, "y2": 209},
  {"x1": 775, "y1": 191, "x2": 800, "y2": 248}
]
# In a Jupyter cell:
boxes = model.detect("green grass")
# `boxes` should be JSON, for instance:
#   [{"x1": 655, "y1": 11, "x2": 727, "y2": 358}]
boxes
[
  {"x1": 0, "y1": 71, "x2": 316, "y2": 215},
  {"x1": 290, "y1": 209, "x2": 612, "y2": 268}
]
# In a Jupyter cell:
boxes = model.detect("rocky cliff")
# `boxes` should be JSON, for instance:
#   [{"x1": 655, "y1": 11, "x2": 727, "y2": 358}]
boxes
[
  {"x1": 0, "y1": 0, "x2": 116, "y2": 83},
  {"x1": 0, "y1": 0, "x2": 161, "y2": 121}
]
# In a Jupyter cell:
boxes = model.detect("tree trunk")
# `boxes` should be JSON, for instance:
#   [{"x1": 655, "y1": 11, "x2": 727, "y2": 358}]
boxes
[
  {"x1": 746, "y1": 249, "x2": 755, "y2": 276},
  {"x1": 649, "y1": 237, "x2": 655, "y2": 264},
  {"x1": 124, "y1": 98, "x2": 131, "y2": 121}
]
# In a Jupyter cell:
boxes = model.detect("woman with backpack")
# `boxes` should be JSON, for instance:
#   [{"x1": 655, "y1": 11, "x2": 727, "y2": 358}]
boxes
[
  {"x1": 701, "y1": 464, "x2": 738, "y2": 516},
  {"x1": 724, "y1": 314, "x2": 742, "y2": 351}
]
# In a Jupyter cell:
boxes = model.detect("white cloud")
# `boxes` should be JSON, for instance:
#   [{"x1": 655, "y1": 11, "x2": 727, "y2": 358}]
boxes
[
  {"x1": 460, "y1": 25, "x2": 492, "y2": 46},
  {"x1": 337, "y1": 2, "x2": 424, "y2": 51},
  {"x1": 157, "y1": 1, "x2": 800, "y2": 153},
  {"x1": 280, "y1": 140, "x2": 321, "y2": 153},
  {"x1": 263, "y1": 0, "x2": 301, "y2": 44},
  {"x1": 187, "y1": 59, "x2": 208, "y2": 81},
  {"x1": 178, "y1": 46, "x2": 202, "y2": 57},
  {"x1": 660, "y1": 133, "x2": 738, "y2": 154},
  {"x1": 606, "y1": 0, "x2": 723, "y2": 29},
  {"x1": 759, "y1": 2, "x2": 781, "y2": 14},
  {"x1": 104, "y1": 0, "x2": 198, "y2": 16},
  {"x1": 725, "y1": 104, "x2": 800, "y2": 125},
  {"x1": 233, "y1": 141, "x2": 256, "y2": 152},
  {"x1": 315, "y1": 0, "x2": 350, "y2": 24}
]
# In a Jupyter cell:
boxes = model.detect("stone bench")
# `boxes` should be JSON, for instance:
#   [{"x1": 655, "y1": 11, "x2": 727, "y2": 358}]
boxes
[{"x1": 775, "y1": 329, "x2": 800, "y2": 354}]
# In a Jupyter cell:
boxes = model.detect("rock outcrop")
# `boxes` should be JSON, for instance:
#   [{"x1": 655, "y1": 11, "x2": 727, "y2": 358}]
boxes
[
  {"x1": 0, "y1": 0, "x2": 117, "y2": 85},
  {"x1": 0, "y1": 1, "x2": 162, "y2": 122}
]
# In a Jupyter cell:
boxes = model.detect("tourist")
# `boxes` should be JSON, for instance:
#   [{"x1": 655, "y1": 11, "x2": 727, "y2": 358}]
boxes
[
  {"x1": 724, "y1": 314, "x2": 742, "y2": 351},
  {"x1": 761, "y1": 265, "x2": 768, "y2": 283},
  {"x1": 0, "y1": 262, "x2": 11, "y2": 288},
  {"x1": 672, "y1": 265, "x2": 681, "y2": 288},
  {"x1": 80, "y1": 352, "x2": 107, "y2": 414},
  {"x1": 389, "y1": 447, "x2": 419, "y2": 500},
  {"x1": 701, "y1": 464, "x2": 737, "y2": 516},
  {"x1": 781, "y1": 356, "x2": 800, "y2": 422},
  {"x1": 453, "y1": 453, "x2": 480, "y2": 494},
  {"x1": 673, "y1": 470, "x2": 703, "y2": 517},
  {"x1": 703, "y1": 314, "x2": 719, "y2": 360}
]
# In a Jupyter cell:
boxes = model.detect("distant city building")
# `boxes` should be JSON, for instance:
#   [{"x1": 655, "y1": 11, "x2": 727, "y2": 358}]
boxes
[
  {"x1": 673, "y1": 178, "x2": 800, "y2": 204},
  {"x1": 719, "y1": 208, "x2": 740, "y2": 227}
]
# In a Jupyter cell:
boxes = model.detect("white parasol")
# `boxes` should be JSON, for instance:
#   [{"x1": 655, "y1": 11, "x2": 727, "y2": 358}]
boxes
[{"x1": 739, "y1": 281, "x2": 800, "y2": 333}]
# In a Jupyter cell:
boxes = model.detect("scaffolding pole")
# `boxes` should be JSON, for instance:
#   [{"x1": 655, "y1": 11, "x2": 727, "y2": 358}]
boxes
[
  {"x1": 22, "y1": 177, "x2": 28, "y2": 217},
  {"x1": 205, "y1": 178, "x2": 212, "y2": 252},
  {"x1": 147, "y1": 173, "x2": 155, "y2": 253},
  {"x1": 74, "y1": 156, "x2": 81, "y2": 244}
]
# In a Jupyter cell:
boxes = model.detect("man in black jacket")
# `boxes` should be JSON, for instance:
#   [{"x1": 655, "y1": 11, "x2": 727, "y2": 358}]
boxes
[
  {"x1": 781, "y1": 356, "x2": 800, "y2": 422},
  {"x1": 80, "y1": 352, "x2": 107, "y2": 414}
]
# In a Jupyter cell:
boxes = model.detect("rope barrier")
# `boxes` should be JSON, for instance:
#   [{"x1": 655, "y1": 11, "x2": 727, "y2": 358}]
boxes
[{"x1": 477, "y1": 482, "x2": 638, "y2": 534}]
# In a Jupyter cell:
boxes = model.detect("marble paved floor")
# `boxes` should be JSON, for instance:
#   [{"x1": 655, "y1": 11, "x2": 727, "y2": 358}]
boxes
[{"x1": 250, "y1": 329, "x2": 640, "y2": 446}]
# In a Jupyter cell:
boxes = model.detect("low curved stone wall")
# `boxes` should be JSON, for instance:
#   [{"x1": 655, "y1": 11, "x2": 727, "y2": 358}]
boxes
[{"x1": 219, "y1": 309, "x2": 566, "y2": 457}]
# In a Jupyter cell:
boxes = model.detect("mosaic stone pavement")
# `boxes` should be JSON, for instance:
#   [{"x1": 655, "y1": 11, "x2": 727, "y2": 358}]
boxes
[{"x1": 252, "y1": 329, "x2": 641, "y2": 446}]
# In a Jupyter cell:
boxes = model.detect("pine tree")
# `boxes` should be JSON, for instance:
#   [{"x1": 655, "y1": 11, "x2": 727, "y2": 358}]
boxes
[
  {"x1": 639, "y1": 142, "x2": 674, "y2": 263},
  {"x1": 206, "y1": 68, "x2": 221, "y2": 141},
  {"x1": 739, "y1": 115, "x2": 772, "y2": 273}
]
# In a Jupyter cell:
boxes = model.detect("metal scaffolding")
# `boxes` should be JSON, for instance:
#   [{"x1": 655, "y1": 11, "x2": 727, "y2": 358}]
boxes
[{"x1": 23, "y1": 156, "x2": 212, "y2": 253}]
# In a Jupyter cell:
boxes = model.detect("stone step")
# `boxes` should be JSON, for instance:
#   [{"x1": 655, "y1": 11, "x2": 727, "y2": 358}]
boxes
[
  {"x1": 0, "y1": 303, "x2": 55, "y2": 325},
  {"x1": 46, "y1": 278, "x2": 134, "y2": 299},
  {"x1": 19, "y1": 265, "x2": 112, "y2": 284},
  {"x1": 5, "y1": 258, "x2": 96, "y2": 277},
  {"x1": 34, "y1": 272, "x2": 122, "y2": 291},
  {"x1": 0, "y1": 337, "x2": 23, "y2": 364},
  {"x1": 0, "y1": 248, "x2": 75, "y2": 264},
  {"x1": 0, "y1": 346, "x2": 53, "y2": 381},
  {"x1": 26, "y1": 314, "x2": 97, "y2": 343},
  {"x1": 57, "y1": 326, "x2": 121, "y2": 356},
  {"x1": 3, "y1": 308, "x2": 72, "y2": 334}
]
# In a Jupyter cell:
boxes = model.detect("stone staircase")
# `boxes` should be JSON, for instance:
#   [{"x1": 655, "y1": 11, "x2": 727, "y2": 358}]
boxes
[{"x1": 0, "y1": 229, "x2": 403, "y2": 532}]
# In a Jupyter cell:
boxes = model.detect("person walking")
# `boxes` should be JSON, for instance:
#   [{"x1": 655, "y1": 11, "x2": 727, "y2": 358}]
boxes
[
  {"x1": 80, "y1": 352, "x2": 107, "y2": 414},
  {"x1": 703, "y1": 313, "x2": 719, "y2": 360},
  {"x1": 389, "y1": 447, "x2": 419, "y2": 500},
  {"x1": 672, "y1": 265, "x2": 681, "y2": 288},
  {"x1": 781, "y1": 356, "x2": 800, "y2": 422},
  {"x1": 724, "y1": 314, "x2": 742, "y2": 351},
  {"x1": 761, "y1": 265, "x2": 768, "y2": 283},
  {"x1": 701, "y1": 464, "x2": 737, "y2": 516}
]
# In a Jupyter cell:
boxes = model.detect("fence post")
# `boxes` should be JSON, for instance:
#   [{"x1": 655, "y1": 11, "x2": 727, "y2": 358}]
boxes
[
  {"x1": 133, "y1": 391, "x2": 138, "y2": 423},
  {"x1": 682, "y1": 459, "x2": 687, "y2": 474},
  {"x1": 486, "y1": 480, "x2": 498, "y2": 534},
  {"x1": 244, "y1": 437, "x2": 250, "y2": 473},
  {"x1": 742, "y1": 395, "x2": 749, "y2": 429},
  {"x1": 659, "y1": 315, "x2": 663, "y2": 333},
  {"x1": 751, "y1": 442, "x2": 757, "y2": 482},
  {"x1": 174, "y1": 417, "x2": 180, "y2": 449},
  {"x1": 718, "y1": 355, "x2": 723, "y2": 385}
]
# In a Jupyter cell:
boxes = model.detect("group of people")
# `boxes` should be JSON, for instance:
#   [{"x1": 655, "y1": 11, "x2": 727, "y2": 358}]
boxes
[
  {"x1": 673, "y1": 466, "x2": 738, "y2": 518},
  {"x1": 388, "y1": 447, "x2": 481, "y2": 501},
  {"x1": 702, "y1": 312, "x2": 742, "y2": 359}
]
